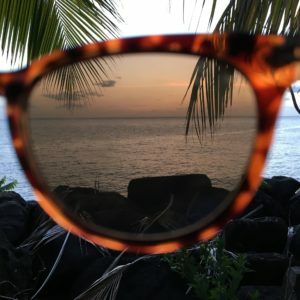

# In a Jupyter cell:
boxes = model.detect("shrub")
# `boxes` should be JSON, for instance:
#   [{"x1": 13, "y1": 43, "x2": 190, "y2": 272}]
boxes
[
  {"x1": 0, "y1": 176, "x2": 18, "y2": 192},
  {"x1": 164, "y1": 236, "x2": 249, "y2": 300}
]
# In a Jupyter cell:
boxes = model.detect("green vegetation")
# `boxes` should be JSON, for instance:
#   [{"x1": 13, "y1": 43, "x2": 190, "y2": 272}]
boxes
[
  {"x1": 0, "y1": 176, "x2": 18, "y2": 192},
  {"x1": 164, "y1": 236, "x2": 251, "y2": 300}
]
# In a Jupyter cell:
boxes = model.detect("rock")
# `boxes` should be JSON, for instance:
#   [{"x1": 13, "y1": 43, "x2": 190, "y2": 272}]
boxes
[
  {"x1": 224, "y1": 217, "x2": 288, "y2": 253},
  {"x1": 70, "y1": 256, "x2": 196, "y2": 300},
  {"x1": 116, "y1": 258, "x2": 195, "y2": 300},
  {"x1": 128, "y1": 174, "x2": 212, "y2": 216},
  {"x1": 241, "y1": 189, "x2": 285, "y2": 219},
  {"x1": 53, "y1": 186, "x2": 128, "y2": 212},
  {"x1": 127, "y1": 173, "x2": 227, "y2": 226},
  {"x1": 290, "y1": 226, "x2": 300, "y2": 262},
  {"x1": 289, "y1": 189, "x2": 300, "y2": 206},
  {"x1": 26, "y1": 200, "x2": 51, "y2": 234},
  {"x1": 31, "y1": 231, "x2": 109, "y2": 299},
  {"x1": 264, "y1": 176, "x2": 300, "y2": 206},
  {"x1": 52, "y1": 176, "x2": 227, "y2": 233},
  {"x1": 282, "y1": 267, "x2": 300, "y2": 299},
  {"x1": 0, "y1": 231, "x2": 32, "y2": 298},
  {"x1": 238, "y1": 286, "x2": 282, "y2": 300},
  {"x1": 53, "y1": 186, "x2": 147, "y2": 233},
  {"x1": 0, "y1": 192, "x2": 28, "y2": 245},
  {"x1": 289, "y1": 196, "x2": 300, "y2": 226},
  {"x1": 186, "y1": 187, "x2": 229, "y2": 223},
  {"x1": 242, "y1": 253, "x2": 289, "y2": 286}
]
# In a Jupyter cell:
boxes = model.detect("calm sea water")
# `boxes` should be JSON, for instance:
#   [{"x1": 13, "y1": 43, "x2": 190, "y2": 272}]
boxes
[
  {"x1": 0, "y1": 101, "x2": 300, "y2": 200},
  {"x1": 29, "y1": 116, "x2": 256, "y2": 195}
]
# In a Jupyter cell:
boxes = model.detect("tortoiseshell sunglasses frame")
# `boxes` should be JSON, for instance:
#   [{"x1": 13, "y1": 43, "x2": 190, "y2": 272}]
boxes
[{"x1": 0, "y1": 33, "x2": 299, "y2": 253}]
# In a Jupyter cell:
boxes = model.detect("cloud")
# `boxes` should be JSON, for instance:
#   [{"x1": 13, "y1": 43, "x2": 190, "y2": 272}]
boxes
[{"x1": 93, "y1": 80, "x2": 116, "y2": 87}]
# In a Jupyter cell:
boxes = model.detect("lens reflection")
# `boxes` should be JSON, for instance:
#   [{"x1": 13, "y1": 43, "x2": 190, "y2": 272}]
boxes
[{"x1": 28, "y1": 54, "x2": 257, "y2": 240}]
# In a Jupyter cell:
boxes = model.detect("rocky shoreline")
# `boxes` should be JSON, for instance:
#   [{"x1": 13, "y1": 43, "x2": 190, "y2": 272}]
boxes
[{"x1": 1, "y1": 175, "x2": 300, "y2": 299}]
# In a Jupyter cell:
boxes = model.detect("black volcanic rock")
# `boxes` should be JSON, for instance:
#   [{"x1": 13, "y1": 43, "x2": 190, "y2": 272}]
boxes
[
  {"x1": 53, "y1": 186, "x2": 148, "y2": 233},
  {"x1": 242, "y1": 253, "x2": 289, "y2": 286},
  {"x1": 290, "y1": 226, "x2": 300, "y2": 262},
  {"x1": 241, "y1": 189, "x2": 285, "y2": 219},
  {"x1": 289, "y1": 194, "x2": 300, "y2": 226},
  {"x1": 238, "y1": 285, "x2": 282, "y2": 300},
  {"x1": 224, "y1": 217, "x2": 288, "y2": 253},
  {"x1": 26, "y1": 200, "x2": 51, "y2": 233},
  {"x1": 0, "y1": 192, "x2": 28, "y2": 245},
  {"x1": 0, "y1": 231, "x2": 32, "y2": 298},
  {"x1": 31, "y1": 232, "x2": 109, "y2": 299},
  {"x1": 69, "y1": 256, "x2": 196, "y2": 300},
  {"x1": 264, "y1": 176, "x2": 300, "y2": 205},
  {"x1": 186, "y1": 186, "x2": 229, "y2": 223},
  {"x1": 127, "y1": 174, "x2": 230, "y2": 231},
  {"x1": 127, "y1": 174, "x2": 212, "y2": 215}
]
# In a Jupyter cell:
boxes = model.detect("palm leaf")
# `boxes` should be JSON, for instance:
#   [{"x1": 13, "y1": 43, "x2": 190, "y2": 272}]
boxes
[
  {"x1": 0, "y1": 176, "x2": 18, "y2": 192},
  {"x1": 184, "y1": 0, "x2": 300, "y2": 136},
  {"x1": 18, "y1": 220, "x2": 64, "y2": 252},
  {"x1": 0, "y1": 0, "x2": 122, "y2": 106},
  {"x1": 74, "y1": 254, "x2": 151, "y2": 300},
  {"x1": 30, "y1": 231, "x2": 71, "y2": 300}
]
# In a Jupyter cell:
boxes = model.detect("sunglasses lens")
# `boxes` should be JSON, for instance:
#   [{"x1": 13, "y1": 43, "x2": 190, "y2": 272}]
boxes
[{"x1": 28, "y1": 54, "x2": 257, "y2": 241}]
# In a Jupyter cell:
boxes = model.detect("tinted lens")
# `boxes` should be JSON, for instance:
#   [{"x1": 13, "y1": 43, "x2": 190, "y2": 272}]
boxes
[{"x1": 28, "y1": 54, "x2": 257, "y2": 241}]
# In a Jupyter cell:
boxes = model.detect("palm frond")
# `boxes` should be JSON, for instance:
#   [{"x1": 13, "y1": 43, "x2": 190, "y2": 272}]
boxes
[
  {"x1": 18, "y1": 220, "x2": 65, "y2": 252},
  {"x1": 0, "y1": 0, "x2": 121, "y2": 64},
  {"x1": 74, "y1": 254, "x2": 151, "y2": 300},
  {"x1": 0, "y1": 176, "x2": 18, "y2": 192},
  {"x1": 30, "y1": 231, "x2": 71, "y2": 300},
  {"x1": 0, "y1": 0, "x2": 121, "y2": 107},
  {"x1": 185, "y1": 0, "x2": 300, "y2": 136}
]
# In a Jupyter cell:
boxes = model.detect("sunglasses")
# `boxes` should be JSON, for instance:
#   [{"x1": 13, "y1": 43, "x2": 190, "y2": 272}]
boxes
[{"x1": 0, "y1": 33, "x2": 299, "y2": 253}]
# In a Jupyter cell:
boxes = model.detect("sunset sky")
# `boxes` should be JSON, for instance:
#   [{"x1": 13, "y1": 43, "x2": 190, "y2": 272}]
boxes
[{"x1": 29, "y1": 53, "x2": 257, "y2": 119}]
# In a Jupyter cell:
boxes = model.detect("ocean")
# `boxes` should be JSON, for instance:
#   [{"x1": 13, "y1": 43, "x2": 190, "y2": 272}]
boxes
[{"x1": 0, "y1": 102, "x2": 300, "y2": 201}]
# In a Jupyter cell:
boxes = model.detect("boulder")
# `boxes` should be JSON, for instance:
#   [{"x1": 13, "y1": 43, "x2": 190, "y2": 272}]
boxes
[
  {"x1": 26, "y1": 200, "x2": 51, "y2": 234},
  {"x1": 0, "y1": 231, "x2": 32, "y2": 298},
  {"x1": 128, "y1": 174, "x2": 212, "y2": 216},
  {"x1": 127, "y1": 174, "x2": 222, "y2": 217},
  {"x1": 224, "y1": 217, "x2": 288, "y2": 253},
  {"x1": 289, "y1": 189, "x2": 300, "y2": 206},
  {"x1": 116, "y1": 258, "x2": 195, "y2": 300},
  {"x1": 264, "y1": 176, "x2": 300, "y2": 206},
  {"x1": 53, "y1": 186, "x2": 147, "y2": 233},
  {"x1": 241, "y1": 189, "x2": 285, "y2": 219},
  {"x1": 186, "y1": 187, "x2": 229, "y2": 223},
  {"x1": 242, "y1": 253, "x2": 289, "y2": 286},
  {"x1": 238, "y1": 286, "x2": 282, "y2": 300},
  {"x1": 290, "y1": 226, "x2": 300, "y2": 262},
  {"x1": 0, "y1": 192, "x2": 28, "y2": 245},
  {"x1": 31, "y1": 231, "x2": 109, "y2": 299},
  {"x1": 282, "y1": 267, "x2": 300, "y2": 299},
  {"x1": 289, "y1": 195, "x2": 300, "y2": 226}
]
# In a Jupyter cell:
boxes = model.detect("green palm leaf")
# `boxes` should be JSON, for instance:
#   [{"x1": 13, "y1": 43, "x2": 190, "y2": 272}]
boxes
[
  {"x1": 0, "y1": 176, "x2": 18, "y2": 192},
  {"x1": 0, "y1": 0, "x2": 122, "y2": 106},
  {"x1": 184, "y1": 0, "x2": 300, "y2": 136}
]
